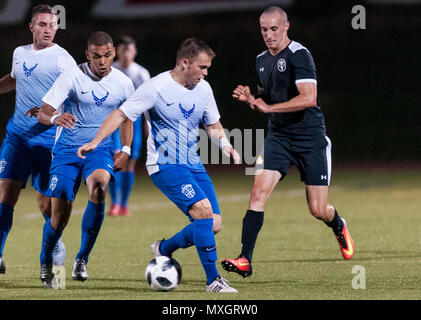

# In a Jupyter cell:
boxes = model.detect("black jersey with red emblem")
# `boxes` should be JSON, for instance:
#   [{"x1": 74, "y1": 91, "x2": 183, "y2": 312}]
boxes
[{"x1": 256, "y1": 40, "x2": 326, "y2": 140}]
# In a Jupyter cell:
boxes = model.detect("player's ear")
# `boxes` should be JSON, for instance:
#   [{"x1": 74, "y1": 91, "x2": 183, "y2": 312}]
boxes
[
  {"x1": 85, "y1": 49, "x2": 90, "y2": 62},
  {"x1": 29, "y1": 22, "x2": 34, "y2": 33},
  {"x1": 180, "y1": 58, "x2": 190, "y2": 70},
  {"x1": 284, "y1": 21, "x2": 290, "y2": 32},
  {"x1": 111, "y1": 47, "x2": 116, "y2": 59}
]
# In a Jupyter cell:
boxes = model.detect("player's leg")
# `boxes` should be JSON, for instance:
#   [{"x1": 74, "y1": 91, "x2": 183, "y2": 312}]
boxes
[
  {"x1": 118, "y1": 116, "x2": 142, "y2": 216},
  {"x1": 300, "y1": 136, "x2": 354, "y2": 259},
  {"x1": 73, "y1": 168, "x2": 110, "y2": 281},
  {"x1": 107, "y1": 129, "x2": 122, "y2": 216},
  {"x1": 0, "y1": 135, "x2": 31, "y2": 273},
  {"x1": 32, "y1": 145, "x2": 66, "y2": 266}
]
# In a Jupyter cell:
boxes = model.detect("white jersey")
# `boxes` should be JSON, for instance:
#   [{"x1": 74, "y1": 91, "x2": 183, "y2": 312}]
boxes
[
  {"x1": 119, "y1": 71, "x2": 220, "y2": 175},
  {"x1": 7, "y1": 43, "x2": 76, "y2": 147},
  {"x1": 112, "y1": 61, "x2": 150, "y2": 89},
  {"x1": 43, "y1": 63, "x2": 135, "y2": 153}
]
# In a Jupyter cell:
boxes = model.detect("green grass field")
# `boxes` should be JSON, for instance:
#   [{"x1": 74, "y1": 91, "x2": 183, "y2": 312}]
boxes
[{"x1": 1, "y1": 166, "x2": 421, "y2": 300}]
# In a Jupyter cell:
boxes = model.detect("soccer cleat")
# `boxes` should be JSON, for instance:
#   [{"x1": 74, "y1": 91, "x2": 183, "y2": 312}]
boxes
[
  {"x1": 206, "y1": 277, "x2": 238, "y2": 293},
  {"x1": 72, "y1": 258, "x2": 88, "y2": 281},
  {"x1": 52, "y1": 238, "x2": 66, "y2": 266},
  {"x1": 118, "y1": 206, "x2": 131, "y2": 217},
  {"x1": 107, "y1": 203, "x2": 121, "y2": 217},
  {"x1": 335, "y1": 218, "x2": 354, "y2": 260},
  {"x1": 221, "y1": 256, "x2": 253, "y2": 278},
  {"x1": 0, "y1": 257, "x2": 5, "y2": 274},
  {"x1": 40, "y1": 264, "x2": 56, "y2": 288},
  {"x1": 150, "y1": 240, "x2": 163, "y2": 257}
]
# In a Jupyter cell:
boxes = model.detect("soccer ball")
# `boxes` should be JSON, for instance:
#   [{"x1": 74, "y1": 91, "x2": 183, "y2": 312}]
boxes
[{"x1": 145, "y1": 256, "x2": 182, "y2": 291}]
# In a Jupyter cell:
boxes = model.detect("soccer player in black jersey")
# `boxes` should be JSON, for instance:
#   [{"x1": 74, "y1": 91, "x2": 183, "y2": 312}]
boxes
[{"x1": 222, "y1": 6, "x2": 354, "y2": 278}]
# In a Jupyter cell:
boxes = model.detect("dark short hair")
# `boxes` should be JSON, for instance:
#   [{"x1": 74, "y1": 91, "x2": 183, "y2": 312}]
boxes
[
  {"x1": 116, "y1": 35, "x2": 137, "y2": 47},
  {"x1": 87, "y1": 31, "x2": 114, "y2": 49},
  {"x1": 176, "y1": 38, "x2": 215, "y2": 63},
  {"x1": 31, "y1": 4, "x2": 56, "y2": 22}
]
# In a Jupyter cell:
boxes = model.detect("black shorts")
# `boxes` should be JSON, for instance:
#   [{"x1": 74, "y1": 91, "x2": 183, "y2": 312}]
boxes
[{"x1": 256, "y1": 132, "x2": 332, "y2": 186}]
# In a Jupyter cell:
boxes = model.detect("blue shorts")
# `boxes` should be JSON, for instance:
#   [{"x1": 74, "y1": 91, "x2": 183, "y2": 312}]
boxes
[
  {"x1": 0, "y1": 132, "x2": 52, "y2": 195},
  {"x1": 46, "y1": 147, "x2": 114, "y2": 201},
  {"x1": 150, "y1": 165, "x2": 220, "y2": 221},
  {"x1": 112, "y1": 115, "x2": 142, "y2": 160}
]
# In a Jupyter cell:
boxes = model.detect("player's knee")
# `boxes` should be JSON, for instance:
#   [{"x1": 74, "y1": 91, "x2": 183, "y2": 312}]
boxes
[
  {"x1": 89, "y1": 180, "x2": 108, "y2": 203},
  {"x1": 37, "y1": 195, "x2": 51, "y2": 216},
  {"x1": 190, "y1": 199, "x2": 213, "y2": 220},
  {"x1": 249, "y1": 187, "x2": 268, "y2": 207},
  {"x1": 308, "y1": 203, "x2": 328, "y2": 221}
]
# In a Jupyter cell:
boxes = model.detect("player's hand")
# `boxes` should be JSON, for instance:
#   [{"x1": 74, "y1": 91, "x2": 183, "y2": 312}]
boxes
[
  {"x1": 250, "y1": 98, "x2": 270, "y2": 113},
  {"x1": 222, "y1": 146, "x2": 241, "y2": 165},
  {"x1": 24, "y1": 107, "x2": 40, "y2": 117},
  {"x1": 77, "y1": 142, "x2": 98, "y2": 159},
  {"x1": 113, "y1": 151, "x2": 129, "y2": 172},
  {"x1": 53, "y1": 113, "x2": 77, "y2": 129},
  {"x1": 232, "y1": 85, "x2": 254, "y2": 104}
]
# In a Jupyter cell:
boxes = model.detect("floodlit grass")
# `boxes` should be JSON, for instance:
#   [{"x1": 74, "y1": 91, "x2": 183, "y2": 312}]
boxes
[{"x1": 1, "y1": 167, "x2": 421, "y2": 300}]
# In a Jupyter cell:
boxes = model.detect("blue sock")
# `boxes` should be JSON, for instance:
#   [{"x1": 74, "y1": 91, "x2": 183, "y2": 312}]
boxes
[
  {"x1": 40, "y1": 219, "x2": 62, "y2": 265},
  {"x1": 76, "y1": 201, "x2": 105, "y2": 262},
  {"x1": 0, "y1": 203, "x2": 14, "y2": 258},
  {"x1": 42, "y1": 213, "x2": 49, "y2": 221},
  {"x1": 120, "y1": 171, "x2": 134, "y2": 207},
  {"x1": 193, "y1": 218, "x2": 219, "y2": 285},
  {"x1": 109, "y1": 171, "x2": 121, "y2": 205},
  {"x1": 160, "y1": 223, "x2": 194, "y2": 256}
]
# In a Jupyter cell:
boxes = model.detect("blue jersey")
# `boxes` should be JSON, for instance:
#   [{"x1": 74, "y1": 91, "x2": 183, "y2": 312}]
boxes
[
  {"x1": 8, "y1": 43, "x2": 76, "y2": 147},
  {"x1": 119, "y1": 71, "x2": 221, "y2": 175},
  {"x1": 42, "y1": 63, "x2": 135, "y2": 154}
]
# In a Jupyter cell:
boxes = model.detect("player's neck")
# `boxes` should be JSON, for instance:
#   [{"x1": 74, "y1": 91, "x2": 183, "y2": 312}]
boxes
[
  {"x1": 33, "y1": 41, "x2": 54, "y2": 51},
  {"x1": 170, "y1": 68, "x2": 189, "y2": 88},
  {"x1": 268, "y1": 37, "x2": 290, "y2": 56}
]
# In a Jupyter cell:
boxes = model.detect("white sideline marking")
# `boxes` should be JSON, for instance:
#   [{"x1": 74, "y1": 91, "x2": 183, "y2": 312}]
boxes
[{"x1": 21, "y1": 187, "x2": 338, "y2": 220}]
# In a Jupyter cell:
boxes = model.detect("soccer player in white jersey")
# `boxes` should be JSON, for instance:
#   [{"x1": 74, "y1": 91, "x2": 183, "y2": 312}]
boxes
[
  {"x1": 0, "y1": 5, "x2": 76, "y2": 274},
  {"x1": 78, "y1": 38, "x2": 240, "y2": 293},
  {"x1": 36, "y1": 31, "x2": 134, "y2": 288},
  {"x1": 108, "y1": 35, "x2": 151, "y2": 217}
]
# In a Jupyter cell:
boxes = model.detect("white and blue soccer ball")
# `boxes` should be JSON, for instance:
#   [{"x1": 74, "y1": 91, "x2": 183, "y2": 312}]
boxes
[{"x1": 145, "y1": 256, "x2": 182, "y2": 291}]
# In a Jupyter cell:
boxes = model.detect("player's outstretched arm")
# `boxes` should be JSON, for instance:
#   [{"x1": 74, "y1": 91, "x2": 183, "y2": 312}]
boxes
[
  {"x1": 0, "y1": 73, "x2": 16, "y2": 95},
  {"x1": 37, "y1": 103, "x2": 77, "y2": 128},
  {"x1": 77, "y1": 108, "x2": 128, "y2": 159},
  {"x1": 205, "y1": 120, "x2": 241, "y2": 164}
]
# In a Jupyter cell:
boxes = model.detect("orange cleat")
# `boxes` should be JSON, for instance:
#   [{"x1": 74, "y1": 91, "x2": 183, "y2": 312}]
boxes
[
  {"x1": 336, "y1": 218, "x2": 354, "y2": 260},
  {"x1": 107, "y1": 203, "x2": 121, "y2": 217},
  {"x1": 118, "y1": 206, "x2": 131, "y2": 217},
  {"x1": 221, "y1": 256, "x2": 252, "y2": 278}
]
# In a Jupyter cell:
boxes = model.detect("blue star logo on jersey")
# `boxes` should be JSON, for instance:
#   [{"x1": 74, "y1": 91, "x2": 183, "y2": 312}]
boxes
[
  {"x1": 23, "y1": 62, "x2": 38, "y2": 77},
  {"x1": 91, "y1": 90, "x2": 109, "y2": 106},
  {"x1": 179, "y1": 103, "x2": 195, "y2": 119}
]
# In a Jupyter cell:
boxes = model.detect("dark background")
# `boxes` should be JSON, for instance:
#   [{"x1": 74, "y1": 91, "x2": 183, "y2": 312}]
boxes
[{"x1": 1, "y1": 0, "x2": 420, "y2": 163}]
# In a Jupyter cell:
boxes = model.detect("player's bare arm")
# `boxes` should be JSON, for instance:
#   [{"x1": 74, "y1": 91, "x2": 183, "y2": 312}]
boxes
[
  {"x1": 77, "y1": 108, "x2": 128, "y2": 159},
  {"x1": 204, "y1": 120, "x2": 241, "y2": 164},
  {"x1": 37, "y1": 103, "x2": 77, "y2": 129},
  {"x1": 113, "y1": 118, "x2": 133, "y2": 171},
  {"x1": 0, "y1": 73, "x2": 16, "y2": 94},
  {"x1": 251, "y1": 82, "x2": 317, "y2": 113}
]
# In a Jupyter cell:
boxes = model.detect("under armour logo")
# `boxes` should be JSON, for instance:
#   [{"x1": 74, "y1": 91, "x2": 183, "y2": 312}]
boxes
[
  {"x1": 181, "y1": 184, "x2": 195, "y2": 199},
  {"x1": 259, "y1": 67, "x2": 265, "y2": 72},
  {"x1": 179, "y1": 103, "x2": 195, "y2": 119},
  {"x1": 0, "y1": 160, "x2": 7, "y2": 173},
  {"x1": 49, "y1": 175, "x2": 58, "y2": 191},
  {"x1": 23, "y1": 62, "x2": 38, "y2": 77},
  {"x1": 91, "y1": 90, "x2": 109, "y2": 106},
  {"x1": 321, "y1": 175, "x2": 328, "y2": 180}
]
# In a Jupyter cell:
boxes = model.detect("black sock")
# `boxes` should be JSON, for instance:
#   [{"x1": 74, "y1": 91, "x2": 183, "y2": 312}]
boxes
[
  {"x1": 325, "y1": 209, "x2": 344, "y2": 236},
  {"x1": 240, "y1": 210, "x2": 264, "y2": 263}
]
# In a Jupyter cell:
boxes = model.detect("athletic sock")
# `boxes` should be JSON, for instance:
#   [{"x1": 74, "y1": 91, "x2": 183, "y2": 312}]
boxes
[
  {"x1": 193, "y1": 218, "x2": 219, "y2": 285},
  {"x1": 120, "y1": 171, "x2": 134, "y2": 207},
  {"x1": 76, "y1": 201, "x2": 105, "y2": 262},
  {"x1": 160, "y1": 222, "x2": 194, "y2": 256},
  {"x1": 109, "y1": 171, "x2": 121, "y2": 205},
  {"x1": 325, "y1": 209, "x2": 344, "y2": 236},
  {"x1": 40, "y1": 219, "x2": 63, "y2": 265},
  {"x1": 42, "y1": 213, "x2": 49, "y2": 221},
  {"x1": 0, "y1": 203, "x2": 14, "y2": 258},
  {"x1": 240, "y1": 210, "x2": 264, "y2": 263}
]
